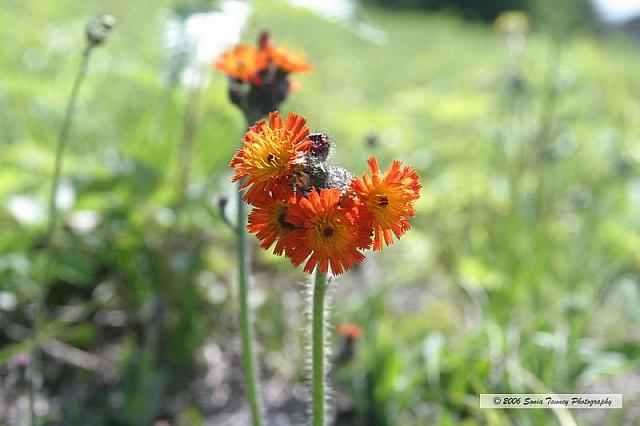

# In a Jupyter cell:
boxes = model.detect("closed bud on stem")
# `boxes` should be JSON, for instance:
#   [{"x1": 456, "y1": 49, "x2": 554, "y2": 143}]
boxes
[
  {"x1": 218, "y1": 194, "x2": 229, "y2": 216},
  {"x1": 86, "y1": 14, "x2": 117, "y2": 47}
]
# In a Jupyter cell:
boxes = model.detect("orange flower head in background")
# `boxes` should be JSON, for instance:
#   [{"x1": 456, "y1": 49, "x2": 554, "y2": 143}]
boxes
[
  {"x1": 261, "y1": 44, "x2": 313, "y2": 74},
  {"x1": 213, "y1": 43, "x2": 267, "y2": 83},
  {"x1": 351, "y1": 157, "x2": 421, "y2": 250},
  {"x1": 213, "y1": 31, "x2": 313, "y2": 118},
  {"x1": 285, "y1": 188, "x2": 371, "y2": 275},
  {"x1": 213, "y1": 31, "x2": 312, "y2": 85},
  {"x1": 230, "y1": 111, "x2": 311, "y2": 202},
  {"x1": 247, "y1": 186, "x2": 299, "y2": 256}
]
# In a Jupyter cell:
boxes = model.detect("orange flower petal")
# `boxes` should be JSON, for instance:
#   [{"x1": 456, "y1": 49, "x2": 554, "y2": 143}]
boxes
[
  {"x1": 230, "y1": 111, "x2": 312, "y2": 204},
  {"x1": 213, "y1": 43, "x2": 267, "y2": 83},
  {"x1": 247, "y1": 185, "x2": 299, "y2": 256},
  {"x1": 284, "y1": 188, "x2": 370, "y2": 275},
  {"x1": 351, "y1": 156, "x2": 421, "y2": 250},
  {"x1": 261, "y1": 45, "x2": 313, "y2": 74}
]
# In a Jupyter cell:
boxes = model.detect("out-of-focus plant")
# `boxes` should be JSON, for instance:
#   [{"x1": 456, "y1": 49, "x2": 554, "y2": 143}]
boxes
[
  {"x1": 360, "y1": 0, "x2": 527, "y2": 21},
  {"x1": 212, "y1": 31, "x2": 312, "y2": 426},
  {"x1": 29, "y1": 15, "x2": 115, "y2": 426},
  {"x1": 229, "y1": 110, "x2": 422, "y2": 425},
  {"x1": 495, "y1": 10, "x2": 529, "y2": 91}
]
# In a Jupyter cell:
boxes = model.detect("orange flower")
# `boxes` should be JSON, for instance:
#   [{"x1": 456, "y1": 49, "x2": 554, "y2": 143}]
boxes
[
  {"x1": 351, "y1": 157, "x2": 421, "y2": 250},
  {"x1": 284, "y1": 188, "x2": 371, "y2": 275},
  {"x1": 247, "y1": 186, "x2": 299, "y2": 256},
  {"x1": 262, "y1": 45, "x2": 313, "y2": 74},
  {"x1": 230, "y1": 111, "x2": 312, "y2": 202},
  {"x1": 213, "y1": 43, "x2": 267, "y2": 83},
  {"x1": 337, "y1": 323, "x2": 364, "y2": 339}
]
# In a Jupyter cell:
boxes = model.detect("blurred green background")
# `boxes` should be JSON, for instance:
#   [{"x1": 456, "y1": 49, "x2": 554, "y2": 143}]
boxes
[{"x1": 1, "y1": 0, "x2": 640, "y2": 424}]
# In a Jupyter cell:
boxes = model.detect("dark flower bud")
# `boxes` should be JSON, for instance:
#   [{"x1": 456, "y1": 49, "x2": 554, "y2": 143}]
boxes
[
  {"x1": 228, "y1": 79, "x2": 248, "y2": 108},
  {"x1": 245, "y1": 69, "x2": 289, "y2": 119},
  {"x1": 365, "y1": 132, "x2": 378, "y2": 148},
  {"x1": 217, "y1": 194, "x2": 229, "y2": 215},
  {"x1": 217, "y1": 193, "x2": 235, "y2": 230},
  {"x1": 308, "y1": 132, "x2": 331, "y2": 162}
]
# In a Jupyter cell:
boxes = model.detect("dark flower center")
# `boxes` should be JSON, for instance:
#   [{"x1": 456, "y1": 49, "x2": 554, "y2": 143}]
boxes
[
  {"x1": 377, "y1": 196, "x2": 389, "y2": 208},
  {"x1": 323, "y1": 227, "x2": 334, "y2": 237},
  {"x1": 267, "y1": 153, "x2": 275, "y2": 163},
  {"x1": 278, "y1": 212, "x2": 295, "y2": 230}
]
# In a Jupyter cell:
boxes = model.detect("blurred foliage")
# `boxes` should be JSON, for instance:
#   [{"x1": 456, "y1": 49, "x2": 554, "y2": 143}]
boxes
[
  {"x1": 360, "y1": 0, "x2": 526, "y2": 21},
  {"x1": 361, "y1": 0, "x2": 596, "y2": 28},
  {"x1": 1, "y1": 0, "x2": 640, "y2": 425}
]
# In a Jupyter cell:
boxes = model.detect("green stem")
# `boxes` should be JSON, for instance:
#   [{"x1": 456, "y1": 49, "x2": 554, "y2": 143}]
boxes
[
  {"x1": 312, "y1": 269, "x2": 328, "y2": 426},
  {"x1": 30, "y1": 45, "x2": 94, "y2": 426},
  {"x1": 237, "y1": 180, "x2": 263, "y2": 426}
]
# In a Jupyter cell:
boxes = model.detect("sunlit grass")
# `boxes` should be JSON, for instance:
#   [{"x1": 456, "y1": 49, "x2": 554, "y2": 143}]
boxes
[{"x1": 0, "y1": 0, "x2": 638, "y2": 424}]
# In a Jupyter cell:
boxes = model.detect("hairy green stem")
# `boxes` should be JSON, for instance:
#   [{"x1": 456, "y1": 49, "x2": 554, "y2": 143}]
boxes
[
  {"x1": 30, "y1": 45, "x2": 94, "y2": 426},
  {"x1": 312, "y1": 269, "x2": 328, "y2": 426},
  {"x1": 237, "y1": 179, "x2": 263, "y2": 426}
]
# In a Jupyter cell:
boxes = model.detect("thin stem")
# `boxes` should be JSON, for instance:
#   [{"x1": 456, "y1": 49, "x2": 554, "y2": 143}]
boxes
[
  {"x1": 174, "y1": 88, "x2": 201, "y2": 221},
  {"x1": 30, "y1": 45, "x2": 94, "y2": 426},
  {"x1": 312, "y1": 269, "x2": 328, "y2": 426},
  {"x1": 237, "y1": 178, "x2": 263, "y2": 426}
]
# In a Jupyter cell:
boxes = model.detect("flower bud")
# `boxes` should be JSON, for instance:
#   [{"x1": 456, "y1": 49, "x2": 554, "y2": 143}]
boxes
[
  {"x1": 228, "y1": 79, "x2": 248, "y2": 108},
  {"x1": 85, "y1": 14, "x2": 117, "y2": 47},
  {"x1": 308, "y1": 132, "x2": 331, "y2": 162},
  {"x1": 365, "y1": 132, "x2": 378, "y2": 148},
  {"x1": 218, "y1": 194, "x2": 229, "y2": 215},
  {"x1": 246, "y1": 70, "x2": 289, "y2": 118},
  {"x1": 100, "y1": 15, "x2": 117, "y2": 30}
]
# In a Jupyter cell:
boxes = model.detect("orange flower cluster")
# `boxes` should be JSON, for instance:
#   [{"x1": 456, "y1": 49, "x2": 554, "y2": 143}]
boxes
[
  {"x1": 231, "y1": 112, "x2": 421, "y2": 276},
  {"x1": 213, "y1": 33, "x2": 312, "y2": 85}
]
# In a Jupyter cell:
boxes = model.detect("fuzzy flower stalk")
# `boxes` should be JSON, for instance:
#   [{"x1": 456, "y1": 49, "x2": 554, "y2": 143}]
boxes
[
  {"x1": 230, "y1": 111, "x2": 421, "y2": 425},
  {"x1": 214, "y1": 32, "x2": 312, "y2": 426}
]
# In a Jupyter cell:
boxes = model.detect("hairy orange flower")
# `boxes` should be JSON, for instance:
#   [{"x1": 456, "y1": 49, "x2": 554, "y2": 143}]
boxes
[
  {"x1": 213, "y1": 43, "x2": 267, "y2": 83},
  {"x1": 262, "y1": 45, "x2": 313, "y2": 74},
  {"x1": 230, "y1": 111, "x2": 312, "y2": 202},
  {"x1": 351, "y1": 157, "x2": 421, "y2": 250},
  {"x1": 284, "y1": 189, "x2": 371, "y2": 275},
  {"x1": 247, "y1": 186, "x2": 299, "y2": 256}
]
